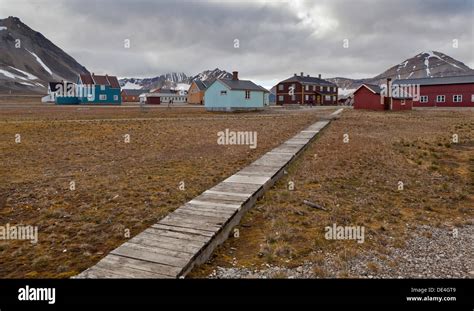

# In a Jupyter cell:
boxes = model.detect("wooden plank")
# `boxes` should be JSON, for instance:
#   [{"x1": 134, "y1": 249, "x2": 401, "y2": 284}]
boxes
[
  {"x1": 163, "y1": 213, "x2": 227, "y2": 227},
  {"x1": 102, "y1": 254, "x2": 180, "y2": 277},
  {"x1": 183, "y1": 203, "x2": 240, "y2": 217},
  {"x1": 142, "y1": 227, "x2": 210, "y2": 244},
  {"x1": 159, "y1": 217, "x2": 222, "y2": 233},
  {"x1": 128, "y1": 234, "x2": 202, "y2": 254},
  {"x1": 204, "y1": 190, "x2": 250, "y2": 198},
  {"x1": 174, "y1": 207, "x2": 235, "y2": 220},
  {"x1": 223, "y1": 174, "x2": 270, "y2": 185},
  {"x1": 93, "y1": 257, "x2": 171, "y2": 278},
  {"x1": 209, "y1": 182, "x2": 262, "y2": 195},
  {"x1": 152, "y1": 223, "x2": 215, "y2": 237},
  {"x1": 193, "y1": 192, "x2": 248, "y2": 205},
  {"x1": 188, "y1": 199, "x2": 241, "y2": 210},
  {"x1": 78, "y1": 266, "x2": 130, "y2": 279},
  {"x1": 111, "y1": 243, "x2": 191, "y2": 267}
]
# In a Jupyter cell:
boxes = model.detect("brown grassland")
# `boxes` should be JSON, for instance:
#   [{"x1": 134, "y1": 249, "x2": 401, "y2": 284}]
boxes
[
  {"x1": 190, "y1": 109, "x2": 474, "y2": 278},
  {"x1": 0, "y1": 102, "x2": 335, "y2": 278}
]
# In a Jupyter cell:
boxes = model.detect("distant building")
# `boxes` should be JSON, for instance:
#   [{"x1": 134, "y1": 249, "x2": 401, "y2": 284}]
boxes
[
  {"x1": 276, "y1": 73, "x2": 338, "y2": 105},
  {"x1": 393, "y1": 75, "x2": 474, "y2": 107},
  {"x1": 204, "y1": 71, "x2": 269, "y2": 112},
  {"x1": 141, "y1": 92, "x2": 187, "y2": 105},
  {"x1": 44, "y1": 81, "x2": 75, "y2": 103},
  {"x1": 54, "y1": 73, "x2": 121, "y2": 105},
  {"x1": 121, "y1": 89, "x2": 149, "y2": 102},
  {"x1": 353, "y1": 82, "x2": 413, "y2": 111},
  {"x1": 187, "y1": 79, "x2": 212, "y2": 105}
]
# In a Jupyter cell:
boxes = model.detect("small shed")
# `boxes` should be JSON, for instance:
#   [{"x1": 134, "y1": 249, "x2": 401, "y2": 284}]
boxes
[{"x1": 353, "y1": 83, "x2": 412, "y2": 111}]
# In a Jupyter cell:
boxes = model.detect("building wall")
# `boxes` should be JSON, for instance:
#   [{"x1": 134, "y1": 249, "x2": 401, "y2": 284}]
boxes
[
  {"x1": 204, "y1": 80, "x2": 265, "y2": 110},
  {"x1": 275, "y1": 81, "x2": 338, "y2": 105},
  {"x1": 413, "y1": 83, "x2": 474, "y2": 107},
  {"x1": 146, "y1": 96, "x2": 160, "y2": 104},
  {"x1": 392, "y1": 98, "x2": 413, "y2": 111},
  {"x1": 56, "y1": 85, "x2": 121, "y2": 105},
  {"x1": 354, "y1": 87, "x2": 412, "y2": 111},
  {"x1": 121, "y1": 93, "x2": 140, "y2": 102},
  {"x1": 353, "y1": 87, "x2": 385, "y2": 110},
  {"x1": 187, "y1": 83, "x2": 204, "y2": 104}
]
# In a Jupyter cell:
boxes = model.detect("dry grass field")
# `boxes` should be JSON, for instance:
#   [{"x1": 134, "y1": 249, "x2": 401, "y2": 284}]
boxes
[
  {"x1": 190, "y1": 109, "x2": 474, "y2": 278},
  {"x1": 0, "y1": 101, "x2": 335, "y2": 278}
]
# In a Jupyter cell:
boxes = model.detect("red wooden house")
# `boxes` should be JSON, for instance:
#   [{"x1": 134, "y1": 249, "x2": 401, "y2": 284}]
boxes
[
  {"x1": 393, "y1": 75, "x2": 474, "y2": 107},
  {"x1": 275, "y1": 72, "x2": 338, "y2": 105},
  {"x1": 353, "y1": 83, "x2": 413, "y2": 111}
]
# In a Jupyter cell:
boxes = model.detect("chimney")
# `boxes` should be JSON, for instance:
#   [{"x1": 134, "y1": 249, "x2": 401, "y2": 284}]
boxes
[
  {"x1": 300, "y1": 72, "x2": 304, "y2": 77},
  {"x1": 318, "y1": 74, "x2": 321, "y2": 79},
  {"x1": 294, "y1": 73, "x2": 297, "y2": 77},
  {"x1": 232, "y1": 71, "x2": 238, "y2": 80},
  {"x1": 386, "y1": 78, "x2": 392, "y2": 97}
]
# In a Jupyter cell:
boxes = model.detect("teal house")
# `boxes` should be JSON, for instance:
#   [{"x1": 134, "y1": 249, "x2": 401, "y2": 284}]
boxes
[
  {"x1": 204, "y1": 71, "x2": 269, "y2": 112},
  {"x1": 55, "y1": 73, "x2": 121, "y2": 105}
]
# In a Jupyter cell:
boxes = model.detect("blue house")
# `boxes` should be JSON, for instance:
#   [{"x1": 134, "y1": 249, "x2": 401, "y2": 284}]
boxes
[
  {"x1": 204, "y1": 71, "x2": 269, "y2": 112},
  {"x1": 55, "y1": 73, "x2": 121, "y2": 105}
]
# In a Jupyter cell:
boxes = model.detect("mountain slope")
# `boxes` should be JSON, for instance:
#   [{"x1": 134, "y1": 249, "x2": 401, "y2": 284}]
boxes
[
  {"x1": 119, "y1": 68, "x2": 232, "y2": 91},
  {"x1": 329, "y1": 51, "x2": 474, "y2": 94},
  {"x1": 0, "y1": 16, "x2": 88, "y2": 94}
]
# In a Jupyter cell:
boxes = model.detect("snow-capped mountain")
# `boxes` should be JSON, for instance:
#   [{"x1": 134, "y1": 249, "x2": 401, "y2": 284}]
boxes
[
  {"x1": 0, "y1": 16, "x2": 88, "y2": 93},
  {"x1": 328, "y1": 51, "x2": 474, "y2": 94},
  {"x1": 119, "y1": 68, "x2": 232, "y2": 91}
]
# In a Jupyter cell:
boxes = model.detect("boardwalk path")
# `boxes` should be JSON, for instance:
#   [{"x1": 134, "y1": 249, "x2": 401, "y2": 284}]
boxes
[{"x1": 76, "y1": 108, "x2": 344, "y2": 278}]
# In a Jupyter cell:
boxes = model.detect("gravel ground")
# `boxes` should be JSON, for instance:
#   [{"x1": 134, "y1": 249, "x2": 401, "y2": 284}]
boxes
[{"x1": 208, "y1": 222, "x2": 474, "y2": 279}]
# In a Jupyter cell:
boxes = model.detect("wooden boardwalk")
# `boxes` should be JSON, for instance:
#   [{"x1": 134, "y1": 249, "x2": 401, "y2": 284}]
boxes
[{"x1": 75, "y1": 109, "x2": 343, "y2": 278}]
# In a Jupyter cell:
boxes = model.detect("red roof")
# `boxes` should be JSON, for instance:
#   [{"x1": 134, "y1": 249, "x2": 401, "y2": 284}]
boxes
[
  {"x1": 80, "y1": 73, "x2": 94, "y2": 85},
  {"x1": 92, "y1": 74, "x2": 110, "y2": 86},
  {"x1": 106, "y1": 75, "x2": 120, "y2": 88},
  {"x1": 79, "y1": 73, "x2": 120, "y2": 89}
]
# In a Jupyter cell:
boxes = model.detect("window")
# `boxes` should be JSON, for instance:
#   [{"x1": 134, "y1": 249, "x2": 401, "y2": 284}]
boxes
[
  {"x1": 325, "y1": 95, "x2": 331, "y2": 101},
  {"x1": 305, "y1": 95, "x2": 309, "y2": 101},
  {"x1": 278, "y1": 84, "x2": 284, "y2": 91},
  {"x1": 245, "y1": 90, "x2": 251, "y2": 99},
  {"x1": 401, "y1": 99, "x2": 406, "y2": 105},
  {"x1": 291, "y1": 95, "x2": 296, "y2": 101},
  {"x1": 113, "y1": 95, "x2": 119, "y2": 101},
  {"x1": 436, "y1": 95, "x2": 445, "y2": 103},
  {"x1": 278, "y1": 95, "x2": 284, "y2": 101},
  {"x1": 453, "y1": 95, "x2": 462, "y2": 103},
  {"x1": 100, "y1": 85, "x2": 105, "y2": 91},
  {"x1": 420, "y1": 95, "x2": 428, "y2": 103},
  {"x1": 99, "y1": 94, "x2": 107, "y2": 100},
  {"x1": 471, "y1": 94, "x2": 474, "y2": 102},
  {"x1": 220, "y1": 90, "x2": 227, "y2": 95},
  {"x1": 313, "y1": 85, "x2": 316, "y2": 91},
  {"x1": 305, "y1": 85, "x2": 309, "y2": 91}
]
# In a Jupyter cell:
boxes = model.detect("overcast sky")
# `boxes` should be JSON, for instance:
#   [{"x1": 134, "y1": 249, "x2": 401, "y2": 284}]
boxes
[{"x1": 1, "y1": 0, "x2": 473, "y2": 88}]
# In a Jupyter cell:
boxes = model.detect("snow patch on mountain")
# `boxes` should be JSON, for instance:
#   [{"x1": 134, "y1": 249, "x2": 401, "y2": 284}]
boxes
[
  {"x1": 8, "y1": 66, "x2": 38, "y2": 80},
  {"x1": 26, "y1": 49, "x2": 53, "y2": 76},
  {"x1": 0, "y1": 26, "x2": 7, "y2": 31},
  {"x1": 122, "y1": 81, "x2": 142, "y2": 89}
]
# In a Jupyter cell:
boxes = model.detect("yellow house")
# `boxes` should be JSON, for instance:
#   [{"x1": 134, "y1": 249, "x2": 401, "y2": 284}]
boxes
[{"x1": 187, "y1": 79, "x2": 212, "y2": 105}]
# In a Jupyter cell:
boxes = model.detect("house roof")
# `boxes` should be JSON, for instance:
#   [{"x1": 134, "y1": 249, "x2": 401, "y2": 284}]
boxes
[
  {"x1": 280, "y1": 74, "x2": 337, "y2": 87},
  {"x1": 121, "y1": 89, "x2": 149, "y2": 96},
  {"x1": 393, "y1": 74, "x2": 474, "y2": 86},
  {"x1": 217, "y1": 78, "x2": 269, "y2": 92},
  {"x1": 79, "y1": 73, "x2": 120, "y2": 88},
  {"x1": 193, "y1": 79, "x2": 208, "y2": 91},
  {"x1": 354, "y1": 83, "x2": 412, "y2": 99}
]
